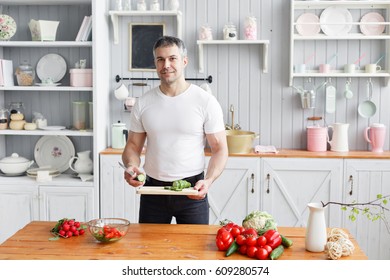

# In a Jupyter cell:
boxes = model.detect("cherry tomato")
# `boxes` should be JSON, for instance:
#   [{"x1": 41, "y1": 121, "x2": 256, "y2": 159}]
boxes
[
  {"x1": 257, "y1": 235, "x2": 267, "y2": 247},
  {"x1": 235, "y1": 234, "x2": 246, "y2": 246},
  {"x1": 246, "y1": 246, "x2": 258, "y2": 258},
  {"x1": 246, "y1": 236, "x2": 257, "y2": 247},
  {"x1": 239, "y1": 244, "x2": 248, "y2": 255},
  {"x1": 263, "y1": 244, "x2": 273, "y2": 254},
  {"x1": 256, "y1": 247, "x2": 269, "y2": 260},
  {"x1": 230, "y1": 227, "x2": 241, "y2": 238},
  {"x1": 243, "y1": 228, "x2": 258, "y2": 238}
]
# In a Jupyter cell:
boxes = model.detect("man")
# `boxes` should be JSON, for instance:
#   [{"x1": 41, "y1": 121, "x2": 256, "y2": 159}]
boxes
[{"x1": 122, "y1": 36, "x2": 228, "y2": 224}]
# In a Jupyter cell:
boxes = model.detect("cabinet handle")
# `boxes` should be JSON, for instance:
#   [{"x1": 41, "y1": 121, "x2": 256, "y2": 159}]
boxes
[
  {"x1": 250, "y1": 173, "x2": 255, "y2": 193},
  {"x1": 266, "y1": 173, "x2": 270, "y2": 194},
  {"x1": 348, "y1": 175, "x2": 353, "y2": 196}
]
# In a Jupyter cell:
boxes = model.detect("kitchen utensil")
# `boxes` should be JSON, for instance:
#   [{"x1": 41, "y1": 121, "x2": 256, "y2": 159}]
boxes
[
  {"x1": 358, "y1": 79, "x2": 377, "y2": 118},
  {"x1": 112, "y1": 121, "x2": 128, "y2": 149},
  {"x1": 296, "y1": 13, "x2": 321, "y2": 36},
  {"x1": 365, "y1": 63, "x2": 381, "y2": 73},
  {"x1": 344, "y1": 63, "x2": 360, "y2": 73},
  {"x1": 307, "y1": 126, "x2": 328, "y2": 152},
  {"x1": 114, "y1": 83, "x2": 128, "y2": 100},
  {"x1": 34, "y1": 135, "x2": 75, "y2": 173},
  {"x1": 344, "y1": 79, "x2": 353, "y2": 99},
  {"x1": 375, "y1": 54, "x2": 385, "y2": 65},
  {"x1": 320, "y1": 7, "x2": 353, "y2": 36},
  {"x1": 360, "y1": 12, "x2": 385, "y2": 36},
  {"x1": 68, "y1": 150, "x2": 93, "y2": 175},
  {"x1": 325, "y1": 79, "x2": 336, "y2": 114},
  {"x1": 0, "y1": 108, "x2": 8, "y2": 130},
  {"x1": 226, "y1": 130, "x2": 259, "y2": 154},
  {"x1": 230, "y1": 105, "x2": 235, "y2": 129},
  {"x1": 87, "y1": 218, "x2": 130, "y2": 243},
  {"x1": 364, "y1": 123, "x2": 386, "y2": 153},
  {"x1": 326, "y1": 53, "x2": 337, "y2": 64},
  {"x1": 118, "y1": 161, "x2": 135, "y2": 176},
  {"x1": 136, "y1": 186, "x2": 198, "y2": 196},
  {"x1": 353, "y1": 53, "x2": 366, "y2": 65},
  {"x1": 328, "y1": 123, "x2": 349, "y2": 152},
  {"x1": 0, "y1": 153, "x2": 34, "y2": 174}
]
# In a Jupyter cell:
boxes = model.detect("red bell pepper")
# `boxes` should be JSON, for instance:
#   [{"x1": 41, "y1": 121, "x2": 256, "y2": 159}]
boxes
[
  {"x1": 263, "y1": 229, "x2": 282, "y2": 249},
  {"x1": 216, "y1": 228, "x2": 234, "y2": 251}
]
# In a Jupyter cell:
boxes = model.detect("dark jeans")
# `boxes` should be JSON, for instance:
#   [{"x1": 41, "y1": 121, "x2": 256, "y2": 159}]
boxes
[{"x1": 139, "y1": 172, "x2": 209, "y2": 224}]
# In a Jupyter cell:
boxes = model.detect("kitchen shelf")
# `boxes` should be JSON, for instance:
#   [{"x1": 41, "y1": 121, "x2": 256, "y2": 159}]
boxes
[
  {"x1": 196, "y1": 40, "x2": 270, "y2": 73},
  {"x1": 0, "y1": 129, "x2": 93, "y2": 137},
  {"x1": 0, "y1": 41, "x2": 92, "y2": 47},
  {"x1": 108, "y1": 10, "x2": 182, "y2": 44},
  {"x1": 0, "y1": 86, "x2": 92, "y2": 91}
]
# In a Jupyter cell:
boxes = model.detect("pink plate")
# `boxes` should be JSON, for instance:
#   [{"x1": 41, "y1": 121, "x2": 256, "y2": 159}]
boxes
[
  {"x1": 360, "y1": 12, "x2": 385, "y2": 36},
  {"x1": 296, "y1": 13, "x2": 321, "y2": 36}
]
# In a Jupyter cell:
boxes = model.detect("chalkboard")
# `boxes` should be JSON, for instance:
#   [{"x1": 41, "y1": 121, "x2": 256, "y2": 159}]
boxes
[{"x1": 129, "y1": 23, "x2": 165, "y2": 71}]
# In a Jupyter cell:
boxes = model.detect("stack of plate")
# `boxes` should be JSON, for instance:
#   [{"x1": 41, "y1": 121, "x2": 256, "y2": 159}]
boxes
[{"x1": 26, "y1": 167, "x2": 60, "y2": 178}]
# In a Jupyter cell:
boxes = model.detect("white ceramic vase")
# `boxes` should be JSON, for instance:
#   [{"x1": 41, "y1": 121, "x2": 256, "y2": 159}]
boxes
[{"x1": 305, "y1": 202, "x2": 327, "y2": 252}]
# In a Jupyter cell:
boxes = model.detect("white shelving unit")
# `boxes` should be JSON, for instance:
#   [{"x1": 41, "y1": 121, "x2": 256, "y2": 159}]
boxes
[
  {"x1": 290, "y1": 0, "x2": 390, "y2": 86},
  {"x1": 109, "y1": 10, "x2": 182, "y2": 44},
  {"x1": 197, "y1": 39, "x2": 270, "y2": 73}
]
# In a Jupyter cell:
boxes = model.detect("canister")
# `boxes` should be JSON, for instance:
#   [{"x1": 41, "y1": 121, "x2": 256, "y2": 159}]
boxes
[
  {"x1": 307, "y1": 126, "x2": 327, "y2": 152},
  {"x1": 72, "y1": 101, "x2": 87, "y2": 130}
]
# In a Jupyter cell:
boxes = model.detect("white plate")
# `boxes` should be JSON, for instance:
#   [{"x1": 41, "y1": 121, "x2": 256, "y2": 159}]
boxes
[
  {"x1": 39, "y1": 126, "x2": 66, "y2": 131},
  {"x1": 360, "y1": 12, "x2": 385, "y2": 36},
  {"x1": 136, "y1": 186, "x2": 199, "y2": 196},
  {"x1": 320, "y1": 7, "x2": 353, "y2": 36},
  {"x1": 35, "y1": 83, "x2": 61, "y2": 87},
  {"x1": 296, "y1": 13, "x2": 320, "y2": 36},
  {"x1": 34, "y1": 135, "x2": 75, "y2": 173},
  {"x1": 36, "y1": 54, "x2": 67, "y2": 83},
  {"x1": 0, "y1": 14, "x2": 17, "y2": 40},
  {"x1": 27, "y1": 167, "x2": 60, "y2": 176}
]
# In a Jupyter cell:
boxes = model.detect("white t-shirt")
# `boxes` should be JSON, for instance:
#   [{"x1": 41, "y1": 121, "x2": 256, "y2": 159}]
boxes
[{"x1": 130, "y1": 84, "x2": 225, "y2": 181}]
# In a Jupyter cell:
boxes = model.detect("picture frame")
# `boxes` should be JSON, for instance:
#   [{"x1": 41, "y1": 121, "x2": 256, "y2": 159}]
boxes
[{"x1": 129, "y1": 23, "x2": 165, "y2": 71}]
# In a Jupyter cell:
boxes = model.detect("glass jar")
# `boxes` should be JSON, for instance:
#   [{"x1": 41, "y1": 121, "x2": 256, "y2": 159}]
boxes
[
  {"x1": 0, "y1": 108, "x2": 8, "y2": 130},
  {"x1": 137, "y1": 0, "x2": 146, "y2": 11},
  {"x1": 223, "y1": 23, "x2": 237, "y2": 40},
  {"x1": 15, "y1": 61, "x2": 35, "y2": 86},
  {"x1": 8, "y1": 102, "x2": 24, "y2": 115},
  {"x1": 150, "y1": 0, "x2": 160, "y2": 11},
  {"x1": 199, "y1": 24, "x2": 213, "y2": 40},
  {"x1": 244, "y1": 16, "x2": 257, "y2": 40}
]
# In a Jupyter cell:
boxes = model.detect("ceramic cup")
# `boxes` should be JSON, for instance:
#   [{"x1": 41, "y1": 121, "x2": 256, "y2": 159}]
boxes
[
  {"x1": 114, "y1": 84, "x2": 128, "y2": 100},
  {"x1": 295, "y1": 64, "x2": 306, "y2": 73},
  {"x1": 364, "y1": 123, "x2": 386, "y2": 153},
  {"x1": 365, "y1": 64, "x2": 381, "y2": 73},
  {"x1": 319, "y1": 64, "x2": 331, "y2": 73},
  {"x1": 344, "y1": 64, "x2": 360, "y2": 73}
]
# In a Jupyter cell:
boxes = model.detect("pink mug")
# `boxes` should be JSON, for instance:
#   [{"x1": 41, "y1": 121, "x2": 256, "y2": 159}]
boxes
[
  {"x1": 364, "y1": 123, "x2": 386, "y2": 153},
  {"x1": 307, "y1": 126, "x2": 328, "y2": 152}
]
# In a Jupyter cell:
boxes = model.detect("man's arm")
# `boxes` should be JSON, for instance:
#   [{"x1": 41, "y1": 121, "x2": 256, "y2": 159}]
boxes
[
  {"x1": 121, "y1": 131, "x2": 146, "y2": 187},
  {"x1": 205, "y1": 130, "x2": 228, "y2": 183}
]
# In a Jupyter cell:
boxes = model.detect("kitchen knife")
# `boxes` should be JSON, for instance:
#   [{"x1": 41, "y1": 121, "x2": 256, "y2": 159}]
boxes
[{"x1": 118, "y1": 161, "x2": 135, "y2": 176}]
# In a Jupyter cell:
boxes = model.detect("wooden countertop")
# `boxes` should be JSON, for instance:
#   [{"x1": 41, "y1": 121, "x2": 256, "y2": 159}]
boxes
[
  {"x1": 0, "y1": 221, "x2": 367, "y2": 260},
  {"x1": 100, "y1": 147, "x2": 390, "y2": 159}
]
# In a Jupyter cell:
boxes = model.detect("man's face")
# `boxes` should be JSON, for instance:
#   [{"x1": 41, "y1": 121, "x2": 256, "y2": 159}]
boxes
[{"x1": 154, "y1": 45, "x2": 188, "y2": 85}]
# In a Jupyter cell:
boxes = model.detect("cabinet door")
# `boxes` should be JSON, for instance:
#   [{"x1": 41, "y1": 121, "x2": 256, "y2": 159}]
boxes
[
  {"x1": 344, "y1": 159, "x2": 390, "y2": 260},
  {"x1": 38, "y1": 186, "x2": 94, "y2": 223},
  {"x1": 206, "y1": 157, "x2": 260, "y2": 225},
  {"x1": 0, "y1": 185, "x2": 39, "y2": 243},
  {"x1": 261, "y1": 158, "x2": 343, "y2": 227},
  {"x1": 100, "y1": 154, "x2": 141, "y2": 223}
]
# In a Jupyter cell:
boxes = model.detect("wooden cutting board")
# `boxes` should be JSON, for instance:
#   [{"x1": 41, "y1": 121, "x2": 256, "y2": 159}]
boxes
[{"x1": 136, "y1": 186, "x2": 199, "y2": 195}]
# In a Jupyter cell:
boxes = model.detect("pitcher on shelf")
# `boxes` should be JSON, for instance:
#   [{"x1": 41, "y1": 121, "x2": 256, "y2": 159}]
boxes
[{"x1": 69, "y1": 150, "x2": 93, "y2": 174}]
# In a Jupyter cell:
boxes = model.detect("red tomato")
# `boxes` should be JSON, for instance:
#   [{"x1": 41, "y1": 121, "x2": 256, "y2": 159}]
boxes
[
  {"x1": 256, "y1": 247, "x2": 269, "y2": 260},
  {"x1": 230, "y1": 227, "x2": 241, "y2": 238},
  {"x1": 246, "y1": 246, "x2": 258, "y2": 258},
  {"x1": 243, "y1": 228, "x2": 258, "y2": 238},
  {"x1": 235, "y1": 234, "x2": 246, "y2": 246},
  {"x1": 263, "y1": 244, "x2": 273, "y2": 254},
  {"x1": 257, "y1": 235, "x2": 267, "y2": 247},
  {"x1": 237, "y1": 226, "x2": 245, "y2": 233},
  {"x1": 239, "y1": 244, "x2": 248, "y2": 255},
  {"x1": 246, "y1": 236, "x2": 257, "y2": 247}
]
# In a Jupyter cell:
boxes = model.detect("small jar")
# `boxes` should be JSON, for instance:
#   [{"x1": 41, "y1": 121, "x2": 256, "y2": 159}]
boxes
[
  {"x1": 223, "y1": 23, "x2": 237, "y2": 40},
  {"x1": 0, "y1": 109, "x2": 8, "y2": 130},
  {"x1": 168, "y1": 0, "x2": 180, "y2": 11},
  {"x1": 137, "y1": 0, "x2": 146, "y2": 11},
  {"x1": 244, "y1": 16, "x2": 257, "y2": 40},
  {"x1": 15, "y1": 61, "x2": 35, "y2": 86},
  {"x1": 150, "y1": 0, "x2": 160, "y2": 11},
  {"x1": 199, "y1": 24, "x2": 213, "y2": 40},
  {"x1": 8, "y1": 102, "x2": 24, "y2": 116}
]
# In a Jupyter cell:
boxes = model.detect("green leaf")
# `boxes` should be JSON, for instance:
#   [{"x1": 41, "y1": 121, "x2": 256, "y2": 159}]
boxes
[
  {"x1": 353, "y1": 208, "x2": 359, "y2": 214},
  {"x1": 341, "y1": 206, "x2": 347, "y2": 211},
  {"x1": 49, "y1": 236, "x2": 60, "y2": 241},
  {"x1": 377, "y1": 194, "x2": 383, "y2": 199},
  {"x1": 349, "y1": 214, "x2": 356, "y2": 222},
  {"x1": 383, "y1": 199, "x2": 388, "y2": 205}
]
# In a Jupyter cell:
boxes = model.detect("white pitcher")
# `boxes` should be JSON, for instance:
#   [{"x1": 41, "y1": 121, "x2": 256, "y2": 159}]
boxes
[
  {"x1": 305, "y1": 202, "x2": 327, "y2": 252},
  {"x1": 69, "y1": 150, "x2": 93, "y2": 174},
  {"x1": 328, "y1": 123, "x2": 349, "y2": 152}
]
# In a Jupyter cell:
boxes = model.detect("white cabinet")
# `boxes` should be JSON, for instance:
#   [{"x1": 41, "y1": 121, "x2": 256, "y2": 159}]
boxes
[
  {"x1": 261, "y1": 158, "x2": 343, "y2": 228},
  {"x1": 0, "y1": 177, "x2": 94, "y2": 243},
  {"x1": 343, "y1": 159, "x2": 390, "y2": 260},
  {"x1": 206, "y1": 156, "x2": 260, "y2": 225},
  {"x1": 290, "y1": 1, "x2": 390, "y2": 86}
]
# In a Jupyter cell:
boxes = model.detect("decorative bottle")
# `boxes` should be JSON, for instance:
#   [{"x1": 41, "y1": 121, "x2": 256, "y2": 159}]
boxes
[
  {"x1": 168, "y1": 0, "x2": 179, "y2": 11},
  {"x1": 305, "y1": 202, "x2": 327, "y2": 252},
  {"x1": 244, "y1": 15, "x2": 257, "y2": 40}
]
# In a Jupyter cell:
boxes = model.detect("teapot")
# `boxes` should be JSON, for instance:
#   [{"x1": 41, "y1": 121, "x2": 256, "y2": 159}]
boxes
[
  {"x1": 112, "y1": 121, "x2": 128, "y2": 149},
  {"x1": 328, "y1": 123, "x2": 349, "y2": 152},
  {"x1": 69, "y1": 150, "x2": 93, "y2": 174}
]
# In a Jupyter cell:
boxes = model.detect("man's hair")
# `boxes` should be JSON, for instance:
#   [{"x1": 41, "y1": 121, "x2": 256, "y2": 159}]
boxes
[{"x1": 153, "y1": 36, "x2": 187, "y2": 58}]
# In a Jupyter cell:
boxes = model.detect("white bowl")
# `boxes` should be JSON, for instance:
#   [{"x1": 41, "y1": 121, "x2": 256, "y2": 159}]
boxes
[
  {"x1": 28, "y1": 19, "x2": 59, "y2": 41},
  {"x1": 0, "y1": 153, "x2": 34, "y2": 174}
]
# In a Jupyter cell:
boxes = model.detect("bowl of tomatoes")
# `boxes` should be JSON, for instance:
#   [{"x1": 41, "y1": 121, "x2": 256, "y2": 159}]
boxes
[{"x1": 87, "y1": 218, "x2": 130, "y2": 243}]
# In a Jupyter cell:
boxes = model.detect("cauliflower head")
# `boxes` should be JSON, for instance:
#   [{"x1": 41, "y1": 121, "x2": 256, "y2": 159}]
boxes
[{"x1": 242, "y1": 210, "x2": 277, "y2": 235}]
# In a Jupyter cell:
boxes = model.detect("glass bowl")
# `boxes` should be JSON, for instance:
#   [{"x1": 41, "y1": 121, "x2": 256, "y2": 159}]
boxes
[{"x1": 87, "y1": 218, "x2": 130, "y2": 243}]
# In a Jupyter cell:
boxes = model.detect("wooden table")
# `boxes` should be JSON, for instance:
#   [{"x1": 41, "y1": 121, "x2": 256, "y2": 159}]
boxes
[{"x1": 0, "y1": 221, "x2": 367, "y2": 260}]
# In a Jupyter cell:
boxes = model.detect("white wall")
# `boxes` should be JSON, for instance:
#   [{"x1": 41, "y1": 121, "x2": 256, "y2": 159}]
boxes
[{"x1": 110, "y1": 0, "x2": 390, "y2": 151}]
